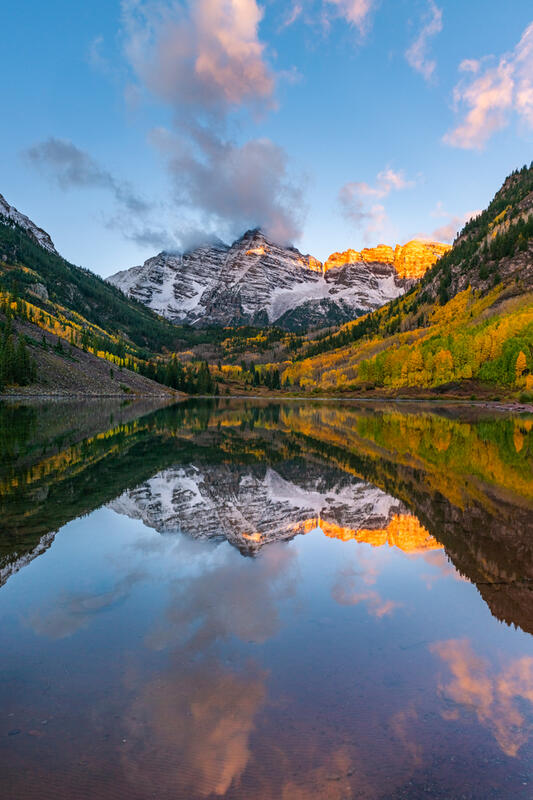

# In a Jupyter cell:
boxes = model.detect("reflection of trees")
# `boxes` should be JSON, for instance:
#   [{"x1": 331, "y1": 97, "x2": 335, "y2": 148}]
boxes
[
  {"x1": 0, "y1": 402, "x2": 36, "y2": 461},
  {"x1": 273, "y1": 404, "x2": 533, "y2": 635},
  {"x1": 2, "y1": 399, "x2": 533, "y2": 635}
]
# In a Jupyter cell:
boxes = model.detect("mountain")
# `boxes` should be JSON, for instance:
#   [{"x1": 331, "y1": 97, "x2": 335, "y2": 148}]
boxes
[
  {"x1": 282, "y1": 164, "x2": 533, "y2": 397},
  {"x1": 4, "y1": 398, "x2": 531, "y2": 633},
  {"x1": 0, "y1": 192, "x2": 194, "y2": 395},
  {"x1": 108, "y1": 229, "x2": 448, "y2": 333},
  {"x1": 0, "y1": 195, "x2": 187, "y2": 352},
  {"x1": 324, "y1": 240, "x2": 450, "y2": 279},
  {"x1": 0, "y1": 193, "x2": 57, "y2": 254}
]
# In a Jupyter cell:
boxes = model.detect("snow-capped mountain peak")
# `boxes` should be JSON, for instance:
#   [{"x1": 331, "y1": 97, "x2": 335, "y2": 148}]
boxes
[
  {"x1": 0, "y1": 193, "x2": 58, "y2": 254},
  {"x1": 108, "y1": 228, "x2": 445, "y2": 332}
]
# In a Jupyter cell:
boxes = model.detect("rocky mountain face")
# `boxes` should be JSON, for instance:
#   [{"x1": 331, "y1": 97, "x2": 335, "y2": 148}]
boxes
[
  {"x1": 0, "y1": 193, "x2": 57, "y2": 254},
  {"x1": 108, "y1": 461, "x2": 411, "y2": 554},
  {"x1": 0, "y1": 189, "x2": 449, "y2": 333},
  {"x1": 325, "y1": 240, "x2": 451, "y2": 278},
  {"x1": 108, "y1": 230, "x2": 448, "y2": 333}
]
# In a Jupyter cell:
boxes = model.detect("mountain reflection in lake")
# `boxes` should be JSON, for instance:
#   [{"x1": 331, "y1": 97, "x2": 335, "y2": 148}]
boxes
[{"x1": 1, "y1": 398, "x2": 533, "y2": 799}]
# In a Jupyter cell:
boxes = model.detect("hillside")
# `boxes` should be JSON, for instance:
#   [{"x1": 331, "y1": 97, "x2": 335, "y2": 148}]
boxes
[
  {"x1": 3, "y1": 318, "x2": 179, "y2": 396},
  {"x1": 0, "y1": 207, "x2": 186, "y2": 355},
  {"x1": 274, "y1": 165, "x2": 533, "y2": 399},
  {"x1": 2, "y1": 165, "x2": 532, "y2": 401},
  {"x1": 0, "y1": 190, "x2": 450, "y2": 395},
  {"x1": 0, "y1": 198, "x2": 236, "y2": 394}
]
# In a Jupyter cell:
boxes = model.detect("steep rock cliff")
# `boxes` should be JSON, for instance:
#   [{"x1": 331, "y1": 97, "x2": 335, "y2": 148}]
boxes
[{"x1": 324, "y1": 240, "x2": 450, "y2": 278}]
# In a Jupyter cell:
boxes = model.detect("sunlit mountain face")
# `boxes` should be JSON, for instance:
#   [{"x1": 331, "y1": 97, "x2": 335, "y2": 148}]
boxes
[
  {"x1": 1, "y1": 398, "x2": 533, "y2": 799},
  {"x1": 107, "y1": 231, "x2": 451, "y2": 331}
]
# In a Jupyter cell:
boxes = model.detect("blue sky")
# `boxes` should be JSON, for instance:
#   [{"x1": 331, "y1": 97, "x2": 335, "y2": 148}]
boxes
[{"x1": 2, "y1": 0, "x2": 532, "y2": 276}]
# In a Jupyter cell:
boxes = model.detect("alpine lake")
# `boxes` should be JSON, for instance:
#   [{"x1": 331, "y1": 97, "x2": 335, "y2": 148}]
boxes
[{"x1": 1, "y1": 397, "x2": 532, "y2": 800}]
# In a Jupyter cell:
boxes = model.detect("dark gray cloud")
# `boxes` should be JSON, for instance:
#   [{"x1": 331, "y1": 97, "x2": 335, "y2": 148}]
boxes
[
  {"x1": 125, "y1": 227, "x2": 178, "y2": 251},
  {"x1": 22, "y1": 137, "x2": 182, "y2": 251},
  {"x1": 26, "y1": 570, "x2": 145, "y2": 640},
  {"x1": 152, "y1": 125, "x2": 306, "y2": 245},
  {"x1": 24, "y1": 137, "x2": 151, "y2": 215},
  {"x1": 104, "y1": 212, "x2": 179, "y2": 252}
]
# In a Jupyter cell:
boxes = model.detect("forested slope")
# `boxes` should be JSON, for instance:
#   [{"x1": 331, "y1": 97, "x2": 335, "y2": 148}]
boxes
[{"x1": 279, "y1": 165, "x2": 533, "y2": 398}]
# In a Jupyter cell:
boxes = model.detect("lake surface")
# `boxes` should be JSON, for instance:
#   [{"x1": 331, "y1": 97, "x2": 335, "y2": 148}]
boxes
[{"x1": 1, "y1": 398, "x2": 533, "y2": 799}]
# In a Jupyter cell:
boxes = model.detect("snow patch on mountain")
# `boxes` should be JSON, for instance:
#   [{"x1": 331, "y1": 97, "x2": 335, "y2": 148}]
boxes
[
  {"x1": 107, "y1": 229, "x2": 409, "y2": 331},
  {"x1": 0, "y1": 193, "x2": 58, "y2": 254}
]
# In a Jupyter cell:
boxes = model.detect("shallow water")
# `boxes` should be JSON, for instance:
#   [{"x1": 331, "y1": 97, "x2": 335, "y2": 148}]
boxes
[{"x1": 1, "y1": 398, "x2": 533, "y2": 799}]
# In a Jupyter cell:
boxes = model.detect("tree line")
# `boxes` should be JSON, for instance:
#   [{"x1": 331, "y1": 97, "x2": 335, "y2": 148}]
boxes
[{"x1": 0, "y1": 306, "x2": 37, "y2": 390}]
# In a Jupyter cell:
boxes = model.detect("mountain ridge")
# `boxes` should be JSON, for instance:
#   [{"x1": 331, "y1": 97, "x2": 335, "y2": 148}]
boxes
[
  {"x1": 0, "y1": 193, "x2": 57, "y2": 254},
  {"x1": 324, "y1": 239, "x2": 451, "y2": 278},
  {"x1": 1, "y1": 164, "x2": 531, "y2": 401},
  {"x1": 279, "y1": 164, "x2": 533, "y2": 397},
  {"x1": 108, "y1": 228, "x2": 448, "y2": 333},
  {"x1": 0, "y1": 192, "x2": 451, "y2": 336}
]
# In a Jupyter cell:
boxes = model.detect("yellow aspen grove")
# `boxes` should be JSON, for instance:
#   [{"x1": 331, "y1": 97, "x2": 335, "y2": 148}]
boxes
[
  {"x1": 515, "y1": 351, "x2": 528, "y2": 383},
  {"x1": 433, "y1": 349, "x2": 454, "y2": 384}
]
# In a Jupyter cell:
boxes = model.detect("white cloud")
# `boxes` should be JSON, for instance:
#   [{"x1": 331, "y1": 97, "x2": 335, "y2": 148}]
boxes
[
  {"x1": 87, "y1": 35, "x2": 111, "y2": 75},
  {"x1": 338, "y1": 168, "x2": 414, "y2": 237},
  {"x1": 405, "y1": 0, "x2": 443, "y2": 82},
  {"x1": 279, "y1": 2, "x2": 304, "y2": 31},
  {"x1": 376, "y1": 167, "x2": 414, "y2": 193},
  {"x1": 431, "y1": 215, "x2": 472, "y2": 243},
  {"x1": 276, "y1": 0, "x2": 377, "y2": 35},
  {"x1": 423, "y1": 202, "x2": 481, "y2": 243},
  {"x1": 444, "y1": 21, "x2": 533, "y2": 149},
  {"x1": 339, "y1": 184, "x2": 386, "y2": 234},
  {"x1": 515, "y1": 22, "x2": 533, "y2": 127},
  {"x1": 459, "y1": 58, "x2": 480, "y2": 74},
  {"x1": 121, "y1": 0, "x2": 276, "y2": 118},
  {"x1": 324, "y1": 0, "x2": 376, "y2": 33},
  {"x1": 119, "y1": 0, "x2": 305, "y2": 245}
]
